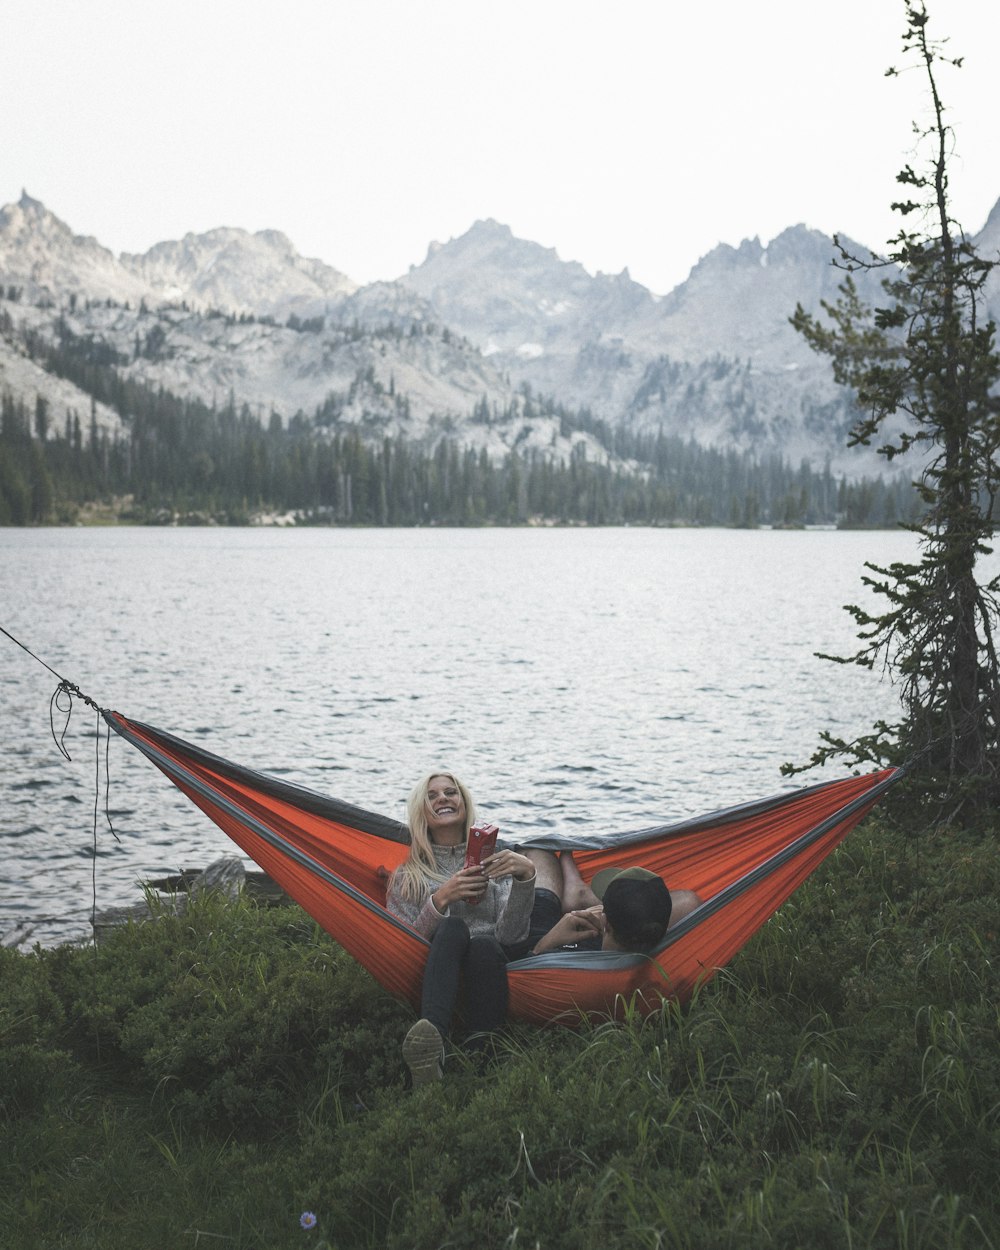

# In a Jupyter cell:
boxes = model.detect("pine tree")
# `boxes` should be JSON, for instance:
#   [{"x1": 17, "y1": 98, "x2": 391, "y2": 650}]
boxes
[{"x1": 789, "y1": 1, "x2": 1000, "y2": 822}]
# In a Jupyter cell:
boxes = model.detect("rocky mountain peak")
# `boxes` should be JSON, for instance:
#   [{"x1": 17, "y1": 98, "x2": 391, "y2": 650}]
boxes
[
  {"x1": 120, "y1": 226, "x2": 357, "y2": 316},
  {"x1": 975, "y1": 195, "x2": 1000, "y2": 253},
  {"x1": 765, "y1": 225, "x2": 821, "y2": 265},
  {"x1": 0, "y1": 194, "x2": 360, "y2": 317},
  {"x1": 400, "y1": 218, "x2": 656, "y2": 357},
  {"x1": 972, "y1": 195, "x2": 1000, "y2": 312},
  {"x1": 1, "y1": 191, "x2": 83, "y2": 247},
  {"x1": 15, "y1": 189, "x2": 50, "y2": 219},
  {"x1": 0, "y1": 193, "x2": 148, "y2": 305},
  {"x1": 416, "y1": 218, "x2": 567, "y2": 276},
  {"x1": 465, "y1": 217, "x2": 514, "y2": 242}
]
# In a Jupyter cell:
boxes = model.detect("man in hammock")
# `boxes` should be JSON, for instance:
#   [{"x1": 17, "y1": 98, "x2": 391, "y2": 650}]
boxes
[{"x1": 511, "y1": 852, "x2": 702, "y2": 957}]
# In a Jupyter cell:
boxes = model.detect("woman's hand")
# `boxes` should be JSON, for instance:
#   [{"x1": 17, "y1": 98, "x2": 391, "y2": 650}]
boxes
[
  {"x1": 432, "y1": 866, "x2": 488, "y2": 912},
  {"x1": 482, "y1": 848, "x2": 536, "y2": 883}
]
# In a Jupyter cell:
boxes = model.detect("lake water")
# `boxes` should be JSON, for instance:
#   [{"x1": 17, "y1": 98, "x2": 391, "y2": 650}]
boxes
[{"x1": 0, "y1": 525, "x2": 948, "y2": 946}]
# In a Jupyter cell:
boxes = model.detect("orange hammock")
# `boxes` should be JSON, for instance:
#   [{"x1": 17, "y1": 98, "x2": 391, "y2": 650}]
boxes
[{"x1": 106, "y1": 712, "x2": 902, "y2": 1027}]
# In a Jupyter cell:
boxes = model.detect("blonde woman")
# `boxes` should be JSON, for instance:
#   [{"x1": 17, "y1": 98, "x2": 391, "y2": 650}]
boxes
[{"x1": 387, "y1": 772, "x2": 535, "y2": 1086}]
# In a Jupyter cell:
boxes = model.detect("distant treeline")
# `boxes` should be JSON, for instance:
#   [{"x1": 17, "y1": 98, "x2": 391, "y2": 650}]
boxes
[{"x1": 0, "y1": 321, "x2": 919, "y2": 527}]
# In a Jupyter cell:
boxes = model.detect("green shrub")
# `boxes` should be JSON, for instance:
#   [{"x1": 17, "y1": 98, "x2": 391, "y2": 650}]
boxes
[
  {"x1": 45, "y1": 893, "x2": 409, "y2": 1130},
  {"x1": 0, "y1": 944, "x2": 79, "y2": 1118},
  {"x1": 0, "y1": 942, "x2": 65, "y2": 1046},
  {"x1": 1, "y1": 817, "x2": 997, "y2": 1249}
]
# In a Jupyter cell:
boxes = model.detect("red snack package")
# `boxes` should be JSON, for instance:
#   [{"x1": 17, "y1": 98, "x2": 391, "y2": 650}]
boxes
[{"x1": 463, "y1": 823, "x2": 498, "y2": 902}]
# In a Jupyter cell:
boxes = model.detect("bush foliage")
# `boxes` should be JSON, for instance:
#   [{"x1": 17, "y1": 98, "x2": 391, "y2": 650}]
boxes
[{"x1": 2, "y1": 817, "x2": 997, "y2": 1250}]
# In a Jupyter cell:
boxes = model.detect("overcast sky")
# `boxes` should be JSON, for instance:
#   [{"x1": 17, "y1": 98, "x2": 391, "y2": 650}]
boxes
[{"x1": 2, "y1": 0, "x2": 997, "y2": 295}]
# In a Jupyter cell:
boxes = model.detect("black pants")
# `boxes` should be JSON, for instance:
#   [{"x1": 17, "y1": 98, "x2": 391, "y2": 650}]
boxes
[
  {"x1": 421, "y1": 916, "x2": 508, "y2": 1040},
  {"x1": 501, "y1": 887, "x2": 563, "y2": 961}
]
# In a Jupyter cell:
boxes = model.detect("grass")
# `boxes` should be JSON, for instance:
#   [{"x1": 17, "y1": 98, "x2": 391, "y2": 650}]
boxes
[{"x1": 1, "y1": 815, "x2": 997, "y2": 1250}]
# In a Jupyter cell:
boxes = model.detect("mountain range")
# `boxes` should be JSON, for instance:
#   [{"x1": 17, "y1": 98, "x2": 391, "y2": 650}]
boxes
[{"x1": 3, "y1": 190, "x2": 999, "y2": 476}]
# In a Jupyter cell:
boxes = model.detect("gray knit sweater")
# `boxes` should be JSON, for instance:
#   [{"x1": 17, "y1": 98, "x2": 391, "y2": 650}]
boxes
[{"x1": 386, "y1": 841, "x2": 534, "y2": 946}]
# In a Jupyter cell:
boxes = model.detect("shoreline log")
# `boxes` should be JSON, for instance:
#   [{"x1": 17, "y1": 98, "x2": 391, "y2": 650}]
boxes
[
  {"x1": 2, "y1": 921, "x2": 35, "y2": 950},
  {"x1": 91, "y1": 856, "x2": 291, "y2": 943}
]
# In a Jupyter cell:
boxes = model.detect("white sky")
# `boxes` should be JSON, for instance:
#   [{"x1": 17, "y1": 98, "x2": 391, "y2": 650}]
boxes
[{"x1": 2, "y1": 0, "x2": 998, "y2": 295}]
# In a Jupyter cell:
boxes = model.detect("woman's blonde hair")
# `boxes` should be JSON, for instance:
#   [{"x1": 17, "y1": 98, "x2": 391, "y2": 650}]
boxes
[{"x1": 390, "y1": 771, "x2": 476, "y2": 903}]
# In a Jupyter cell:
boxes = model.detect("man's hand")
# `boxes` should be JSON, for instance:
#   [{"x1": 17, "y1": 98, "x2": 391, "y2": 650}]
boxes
[{"x1": 532, "y1": 906, "x2": 605, "y2": 955}]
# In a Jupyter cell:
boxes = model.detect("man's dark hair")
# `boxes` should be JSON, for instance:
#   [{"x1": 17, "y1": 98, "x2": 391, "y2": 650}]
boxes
[{"x1": 601, "y1": 874, "x2": 672, "y2": 952}]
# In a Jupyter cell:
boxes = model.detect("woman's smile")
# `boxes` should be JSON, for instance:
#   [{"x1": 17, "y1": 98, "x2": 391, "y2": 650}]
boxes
[{"x1": 426, "y1": 776, "x2": 466, "y2": 839}]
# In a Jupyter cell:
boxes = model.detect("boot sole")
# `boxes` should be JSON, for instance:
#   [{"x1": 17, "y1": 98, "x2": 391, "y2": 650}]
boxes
[{"x1": 403, "y1": 1019, "x2": 444, "y2": 1087}]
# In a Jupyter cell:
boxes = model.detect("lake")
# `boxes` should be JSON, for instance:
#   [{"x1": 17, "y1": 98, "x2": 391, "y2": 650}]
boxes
[{"x1": 0, "y1": 525, "x2": 946, "y2": 946}]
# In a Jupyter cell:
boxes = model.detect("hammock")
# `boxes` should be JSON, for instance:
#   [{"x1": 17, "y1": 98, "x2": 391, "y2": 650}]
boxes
[{"x1": 105, "y1": 712, "x2": 902, "y2": 1027}]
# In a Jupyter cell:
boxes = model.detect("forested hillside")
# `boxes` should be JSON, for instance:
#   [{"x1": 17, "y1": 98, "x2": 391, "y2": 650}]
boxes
[{"x1": 0, "y1": 320, "x2": 917, "y2": 528}]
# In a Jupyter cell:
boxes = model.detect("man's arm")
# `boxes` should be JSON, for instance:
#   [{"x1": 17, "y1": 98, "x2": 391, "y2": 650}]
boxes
[{"x1": 531, "y1": 906, "x2": 605, "y2": 955}]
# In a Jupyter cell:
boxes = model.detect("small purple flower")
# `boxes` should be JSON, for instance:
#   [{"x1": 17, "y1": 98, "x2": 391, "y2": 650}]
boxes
[{"x1": 300, "y1": 1211, "x2": 318, "y2": 1230}]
